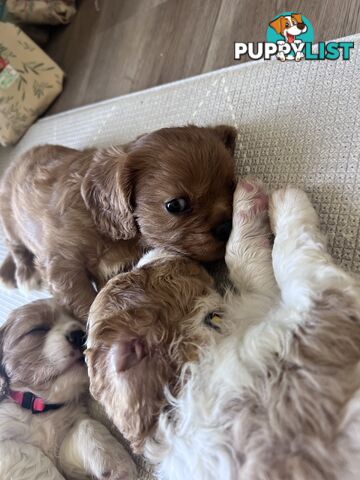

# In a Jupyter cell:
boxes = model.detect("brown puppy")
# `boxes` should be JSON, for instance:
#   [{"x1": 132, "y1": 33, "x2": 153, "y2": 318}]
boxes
[
  {"x1": 0, "y1": 125, "x2": 236, "y2": 320},
  {"x1": 86, "y1": 248, "x2": 223, "y2": 453}
]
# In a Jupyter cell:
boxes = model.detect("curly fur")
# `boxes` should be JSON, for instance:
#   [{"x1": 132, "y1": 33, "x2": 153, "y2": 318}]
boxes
[
  {"x1": 87, "y1": 179, "x2": 360, "y2": 479},
  {"x1": 0, "y1": 125, "x2": 236, "y2": 320},
  {"x1": 143, "y1": 181, "x2": 360, "y2": 480},
  {"x1": 86, "y1": 249, "x2": 225, "y2": 454}
]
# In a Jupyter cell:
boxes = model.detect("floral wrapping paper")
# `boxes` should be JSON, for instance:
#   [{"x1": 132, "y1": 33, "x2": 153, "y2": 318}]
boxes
[{"x1": 0, "y1": 22, "x2": 64, "y2": 146}]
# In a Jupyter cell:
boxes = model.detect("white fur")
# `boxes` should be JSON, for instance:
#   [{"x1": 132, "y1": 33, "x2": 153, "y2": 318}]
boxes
[
  {"x1": 145, "y1": 183, "x2": 360, "y2": 480},
  {"x1": 136, "y1": 247, "x2": 179, "y2": 268}
]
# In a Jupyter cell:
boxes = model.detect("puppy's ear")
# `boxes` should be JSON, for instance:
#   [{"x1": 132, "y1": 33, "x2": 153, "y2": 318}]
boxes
[
  {"x1": 81, "y1": 147, "x2": 137, "y2": 241},
  {"x1": 292, "y1": 13, "x2": 302, "y2": 24},
  {"x1": 211, "y1": 125, "x2": 237, "y2": 155},
  {"x1": 113, "y1": 338, "x2": 147, "y2": 372},
  {"x1": 269, "y1": 17, "x2": 283, "y2": 34},
  {"x1": 0, "y1": 327, "x2": 9, "y2": 401}
]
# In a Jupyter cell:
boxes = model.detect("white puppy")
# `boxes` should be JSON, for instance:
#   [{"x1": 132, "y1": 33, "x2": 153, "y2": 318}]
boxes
[
  {"x1": 0, "y1": 299, "x2": 136, "y2": 480},
  {"x1": 146, "y1": 180, "x2": 360, "y2": 480}
]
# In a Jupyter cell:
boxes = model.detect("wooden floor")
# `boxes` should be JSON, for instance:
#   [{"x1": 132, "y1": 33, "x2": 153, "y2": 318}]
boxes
[{"x1": 45, "y1": 0, "x2": 360, "y2": 115}]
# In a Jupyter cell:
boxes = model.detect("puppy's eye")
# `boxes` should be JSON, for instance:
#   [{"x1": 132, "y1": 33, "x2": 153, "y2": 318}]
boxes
[
  {"x1": 27, "y1": 326, "x2": 50, "y2": 335},
  {"x1": 204, "y1": 312, "x2": 222, "y2": 333},
  {"x1": 165, "y1": 198, "x2": 189, "y2": 214},
  {"x1": 285, "y1": 22, "x2": 290, "y2": 27}
]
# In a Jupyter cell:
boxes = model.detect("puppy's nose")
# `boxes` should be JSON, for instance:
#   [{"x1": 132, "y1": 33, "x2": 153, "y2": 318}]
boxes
[
  {"x1": 212, "y1": 220, "x2": 232, "y2": 242},
  {"x1": 297, "y1": 22, "x2": 305, "y2": 30},
  {"x1": 66, "y1": 330, "x2": 86, "y2": 350}
]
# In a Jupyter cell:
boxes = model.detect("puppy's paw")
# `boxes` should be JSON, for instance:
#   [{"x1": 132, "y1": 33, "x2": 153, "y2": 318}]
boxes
[
  {"x1": 269, "y1": 187, "x2": 318, "y2": 235},
  {"x1": 232, "y1": 178, "x2": 271, "y2": 243},
  {"x1": 16, "y1": 266, "x2": 42, "y2": 292},
  {"x1": 234, "y1": 178, "x2": 268, "y2": 215},
  {"x1": 0, "y1": 254, "x2": 17, "y2": 290},
  {"x1": 101, "y1": 474, "x2": 133, "y2": 480},
  {"x1": 228, "y1": 178, "x2": 272, "y2": 252},
  {"x1": 99, "y1": 453, "x2": 137, "y2": 480},
  {"x1": 100, "y1": 465, "x2": 137, "y2": 480},
  {"x1": 0, "y1": 275, "x2": 17, "y2": 291}
]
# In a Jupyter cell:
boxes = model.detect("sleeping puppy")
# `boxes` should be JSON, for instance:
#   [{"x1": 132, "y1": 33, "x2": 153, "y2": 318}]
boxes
[
  {"x1": 0, "y1": 299, "x2": 136, "y2": 480},
  {"x1": 86, "y1": 249, "x2": 224, "y2": 453},
  {"x1": 0, "y1": 124, "x2": 236, "y2": 320},
  {"x1": 88, "y1": 180, "x2": 360, "y2": 479}
]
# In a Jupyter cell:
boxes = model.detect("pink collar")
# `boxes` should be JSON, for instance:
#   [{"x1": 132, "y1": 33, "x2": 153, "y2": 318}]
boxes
[{"x1": 9, "y1": 390, "x2": 64, "y2": 414}]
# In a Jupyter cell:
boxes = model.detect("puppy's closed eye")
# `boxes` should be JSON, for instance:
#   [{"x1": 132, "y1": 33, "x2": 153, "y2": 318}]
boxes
[
  {"x1": 15, "y1": 325, "x2": 50, "y2": 345},
  {"x1": 26, "y1": 326, "x2": 50, "y2": 336}
]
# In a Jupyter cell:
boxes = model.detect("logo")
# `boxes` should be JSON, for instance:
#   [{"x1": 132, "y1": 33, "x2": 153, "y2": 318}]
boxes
[{"x1": 234, "y1": 12, "x2": 354, "y2": 62}]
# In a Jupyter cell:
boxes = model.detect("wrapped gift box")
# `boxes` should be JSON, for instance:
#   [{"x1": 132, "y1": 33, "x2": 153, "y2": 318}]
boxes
[{"x1": 0, "y1": 22, "x2": 64, "y2": 146}]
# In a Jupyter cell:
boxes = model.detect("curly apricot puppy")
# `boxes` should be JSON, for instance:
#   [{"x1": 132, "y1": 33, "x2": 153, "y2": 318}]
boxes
[
  {"x1": 0, "y1": 125, "x2": 236, "y2": 320},
  {"x1": 86, "y1": 249, "x2": 224, "y2": 453}
]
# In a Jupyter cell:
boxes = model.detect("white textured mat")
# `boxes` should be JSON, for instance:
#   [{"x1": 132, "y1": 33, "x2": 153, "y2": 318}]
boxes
[{"x1": 0, "y1": 34, "x2": 360, "y2": 479}]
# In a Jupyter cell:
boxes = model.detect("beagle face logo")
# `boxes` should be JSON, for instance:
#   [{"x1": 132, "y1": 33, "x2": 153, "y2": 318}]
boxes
[
  {"x1": 267, "y1": 12, "x2": 313, "y2": 61},
  {"x1": 269, "y1": 14, "x2": 308, "y2": 43},
  {"x1": 234, "y1": 12, "x2": 353, "y2": 62}
]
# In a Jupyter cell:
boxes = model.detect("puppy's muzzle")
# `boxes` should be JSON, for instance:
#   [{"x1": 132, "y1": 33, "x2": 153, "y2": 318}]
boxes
[
  {"x1": 212, "y1": 220, "x2": 232, "y2": 242},
  {"x1": 297, "y1": 22, "x2": 306, "y2": 31}
]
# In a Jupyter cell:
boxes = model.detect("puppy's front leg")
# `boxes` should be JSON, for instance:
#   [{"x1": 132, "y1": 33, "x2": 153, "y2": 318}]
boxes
[
  {"x1": 270, "y1": 188, "x2": 347, "y2": 310},
  {"x1": 59, "y1": 418, "x2": 137, "y2": 480},
  {"x1": 46, "y1": 255, "x2": 96, "y2": 320},
  {"x1": 225, "y1": 178, "x2": 278, "y2": 298},
  {"x1": 9, "y1": 242, "x2": 42, "y2": 290}
]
